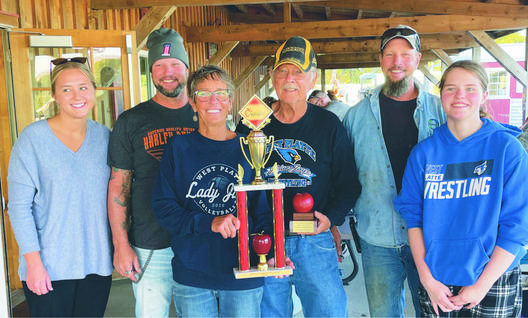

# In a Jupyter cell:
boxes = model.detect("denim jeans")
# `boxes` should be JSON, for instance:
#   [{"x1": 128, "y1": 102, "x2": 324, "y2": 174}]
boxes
[
  {"x1": 360, "y1": 239, "x2": 421, "y2": 318},
  {"x1": 261, "y1": 231, "x2": 347, "y2": 318},
  {"x1": 172, "y1": 281, "x2": 263, "y2": 317},
  {"x1": 132, "y1": 246, "x2": 174, "y2": 318}
]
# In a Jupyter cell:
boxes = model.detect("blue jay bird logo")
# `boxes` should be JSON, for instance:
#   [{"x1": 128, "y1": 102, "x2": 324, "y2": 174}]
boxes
[
  {"x1": 275, "y1": 147, "x2": 301, "y2": 164},
  {"x1": 474, "y1": 161, "x2": 487, "y2": 176}
]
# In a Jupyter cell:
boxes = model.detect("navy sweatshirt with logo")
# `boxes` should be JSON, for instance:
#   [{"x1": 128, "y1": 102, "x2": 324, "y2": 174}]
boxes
[{"x1": 152, "y1": 131, "x2": 272, "y2": 290}]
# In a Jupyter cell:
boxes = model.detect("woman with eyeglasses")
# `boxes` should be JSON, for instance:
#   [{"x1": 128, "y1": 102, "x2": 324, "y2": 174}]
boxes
[
  {"x1": 152, "y1": 65, "x2": 288, "y2": 317},
  {"x1": 7, "y1": 58, "x2": 113, "y2": 317}
]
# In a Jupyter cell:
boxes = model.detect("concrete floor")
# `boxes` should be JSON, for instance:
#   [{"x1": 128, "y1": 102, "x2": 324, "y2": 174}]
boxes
[{"x1": 103, "y1": 247, "x2": 416, "y2": 318}]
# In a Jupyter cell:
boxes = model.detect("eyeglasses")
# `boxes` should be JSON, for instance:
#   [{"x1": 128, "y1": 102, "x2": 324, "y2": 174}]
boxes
[
  {"x1": 194, "y1": 89, "x2": 230, "y2": 102},
  {"x1": 51, "y1": 57, "x2": 88, "y2": 66}
]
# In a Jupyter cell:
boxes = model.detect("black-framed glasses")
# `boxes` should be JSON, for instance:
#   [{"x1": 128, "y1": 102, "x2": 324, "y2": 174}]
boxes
[
  {"x1": 194, "y1": 89, "x2": 231, "y2": 102},
  {"x1": 51, "y1": 57, "x2": 88, "y2": 66}
]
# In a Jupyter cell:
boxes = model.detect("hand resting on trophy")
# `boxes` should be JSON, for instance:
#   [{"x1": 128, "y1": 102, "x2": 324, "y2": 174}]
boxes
[{"x1": 212, "y1": 214, "x2": 241, "y2": 239}]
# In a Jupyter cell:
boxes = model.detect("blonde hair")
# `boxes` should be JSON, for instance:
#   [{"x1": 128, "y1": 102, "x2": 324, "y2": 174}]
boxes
[{"x1": 51, "y1": 61, "x2": 96, "y2": 95}]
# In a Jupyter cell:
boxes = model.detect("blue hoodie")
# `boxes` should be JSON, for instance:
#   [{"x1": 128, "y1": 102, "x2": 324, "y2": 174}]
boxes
[{"x1": 395, "y1": 118, "x2": 528, "y2": 286}]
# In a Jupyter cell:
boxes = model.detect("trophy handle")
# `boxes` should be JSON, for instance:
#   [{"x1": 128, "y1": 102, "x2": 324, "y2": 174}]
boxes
[
  {"x1": 262, "y1": 136, "x2": 274, "y2": 166},
  {"x1": 240, "y1": 137, "x2": 255, "y2": 169}
]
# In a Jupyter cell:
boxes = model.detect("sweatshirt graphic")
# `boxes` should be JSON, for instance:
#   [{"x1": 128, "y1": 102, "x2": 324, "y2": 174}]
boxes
[{"x1": 395, "y1": 119, "x2": 528, "y2": 286}]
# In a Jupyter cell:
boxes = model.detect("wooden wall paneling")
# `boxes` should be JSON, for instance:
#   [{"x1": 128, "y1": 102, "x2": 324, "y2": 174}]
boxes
[
  {"x1": 9, "y1": 33, "x2": 33, "y2": 132},
  {"x1": 18, "y1": 0, "x2": 34, "y2": 28},
  {"x1": 0, "y1": 31, "x2": 21, "y2": 290},
  {"x1": 74, "y1": 0, "x2": 88, "y2": 29},
  {"x1": 49, "y1": 0, "x2": 62, "y2": 29},
  {"x1": 115, "y1": 8, "x2": 122, "y2": 31},
  {"x1": 63, "y1": 0, "x2": 75, "y2": 29},
  {"x1": 34, "y1": 0, "x2": 49, "y2": 28},
  {"x1": 121, "y1": 9, "x2": 128, "y2": 30},
  {"x1": 0, "y1": 0, "x2": 17, "y2": 15},
  {"x1": 106, "y1": 9, "x2": 114, "y2": 30}
]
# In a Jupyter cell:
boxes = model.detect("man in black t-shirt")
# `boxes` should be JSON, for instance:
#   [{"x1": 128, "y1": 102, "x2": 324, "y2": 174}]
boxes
[{"x1": 107, "y1": 28, "x2": 197, "y2": 318}]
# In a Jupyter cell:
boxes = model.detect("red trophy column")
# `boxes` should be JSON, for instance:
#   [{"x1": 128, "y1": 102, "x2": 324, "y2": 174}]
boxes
[
  {"x1": 237, "y1": 191, "x2": 249, "y2": 271},
  {"x1": 273, "y1": 188, "x2": 285, "y2": 268}
]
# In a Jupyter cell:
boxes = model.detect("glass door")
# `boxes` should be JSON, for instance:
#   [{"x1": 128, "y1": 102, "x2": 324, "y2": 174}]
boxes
[
  {"x1": 4, "y1": 28, "x2": 139, "y2": 291},
  {"x1": 9, "y1": 28, "x2": 139, "y2": 132}
]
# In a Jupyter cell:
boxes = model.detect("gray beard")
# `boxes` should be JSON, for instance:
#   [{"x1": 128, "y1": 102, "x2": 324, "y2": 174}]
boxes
[
  {"x1": 382, "y1": 75, "x2": 411, "y2": 98},
  {"x1": 155, "y1": 82, "x2": 185, "y2": 98}
]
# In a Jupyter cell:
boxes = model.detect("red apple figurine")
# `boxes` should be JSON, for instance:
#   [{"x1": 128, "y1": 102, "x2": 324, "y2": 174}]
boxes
[
  {"x1": 293, "y1": 192, "x2": 314, "y2": 213},
  {"x1": 252, "y1": 233, "x2": 271, "y2": 271}
]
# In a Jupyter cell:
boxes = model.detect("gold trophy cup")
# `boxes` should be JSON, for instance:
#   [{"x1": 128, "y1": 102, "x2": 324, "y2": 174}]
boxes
[{"x1": 239, "y1": 96, "x2": 274, "y2": 184}]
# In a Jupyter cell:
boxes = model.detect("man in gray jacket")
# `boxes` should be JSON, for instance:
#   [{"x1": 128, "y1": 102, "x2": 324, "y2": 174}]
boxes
[{"x1": 342, "y1": 25, "x2": 445, "y2": 317}]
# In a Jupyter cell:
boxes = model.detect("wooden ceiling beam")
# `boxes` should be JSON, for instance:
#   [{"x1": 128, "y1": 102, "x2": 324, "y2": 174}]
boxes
[
  {"x1": 468, "y1": 30, "x2": 528, "y2": 87},
  {"x1": 91, "y1": 0, "x2": 323, "y2": 10},
  {"x1": 283, "y1": 3, "x2": 291, "y2": 23},
  {"x1": 419, "y1": 64, "x2": 440, "y2": 87},
  {"x1": 262, "y1": 4, "x2": 276, "y2": 16},
  {"x1": 231, "y1": 32, "x2": 478, "y2": 57},
  {"x1": 234, "y1": 5, "x2": 248, "y2": 13},
  {"x1": 134, "y1": 6, "x2": 176, "y2": 50},
  {"x1": 234, "y1": 56, "x2": 267, "y2": 89},
  {"x1": 431, "y1": 49, "x2": 454, "y2": 66},
  {"x1": 208, "y1": 41, "x2": 240, "y2": 65},
  {"x1": 324, "y1": 7, "x2": 331, "y2": 20},
  {"x1": 185, "y1": 15, "x2": 528, "y2": 42},
  {"x1": 307, "y1": 0, "x2": 528, "y2": 19},
  {"x1": 292, "y1": 4, "x2": 303, "y2": 19},
  {"x1": 315, "y1": 54, "x2": 442, "y2": 70}
]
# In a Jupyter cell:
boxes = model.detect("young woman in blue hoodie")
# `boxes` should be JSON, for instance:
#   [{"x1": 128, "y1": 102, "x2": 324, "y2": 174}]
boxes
[{"x1": 395, "y1": 60, "x2": 528, "y2": 317}]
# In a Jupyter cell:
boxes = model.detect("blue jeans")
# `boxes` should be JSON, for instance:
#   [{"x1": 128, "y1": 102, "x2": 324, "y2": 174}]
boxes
[
  {"x1": 172, "y1": 281, "x2": 263, "y2": 317},
  {"x1": 261, "y1": 231, "x2": 347, "y2": 317},
  {"x1": 132, "y1": 246, "x2": 174, "y2": 318},
  {"x1": 360, "y1": 239, "x2": 421, "y2": 318}
]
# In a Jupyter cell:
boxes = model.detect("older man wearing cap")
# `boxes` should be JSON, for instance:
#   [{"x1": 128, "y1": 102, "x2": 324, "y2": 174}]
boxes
[
  {"x1": 237, "y1": 36, "x2": 361, "y2": 317},
  {"x1": 342, "y1": 25, "x2": 445, "y2": 317},
  {"x1": 107, "y1": 27, "x2": 198, "y2": 317}
]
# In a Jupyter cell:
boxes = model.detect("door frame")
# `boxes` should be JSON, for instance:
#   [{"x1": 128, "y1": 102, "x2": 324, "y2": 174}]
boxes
[{"x1": 1, "y1": 28, "x2": 139, "y2": 296}]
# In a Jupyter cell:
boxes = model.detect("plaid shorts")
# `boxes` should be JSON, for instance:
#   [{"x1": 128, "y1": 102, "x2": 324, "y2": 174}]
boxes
[{"x1": 419, "y1": 266, "x2": 522, "y2": 318}]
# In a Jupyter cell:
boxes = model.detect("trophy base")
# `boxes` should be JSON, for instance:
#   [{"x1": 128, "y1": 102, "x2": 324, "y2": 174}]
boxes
[
  {"x1": 234, "y1": 266, "x2": 293, "y2": 279},
  {"x1": 289, "y1": 220, "x2": 317, "y2": 233}
]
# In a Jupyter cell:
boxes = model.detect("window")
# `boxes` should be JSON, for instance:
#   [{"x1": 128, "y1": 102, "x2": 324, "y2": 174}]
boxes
[{"x1": 487, "y1": 70, "x2": 508, "y2": 98}]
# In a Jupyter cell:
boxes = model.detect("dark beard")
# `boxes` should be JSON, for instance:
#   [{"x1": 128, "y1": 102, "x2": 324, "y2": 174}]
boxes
[
  {"x1": 155, "y1": 82, "x2": 185, "y2": 98},
  {"x1": 382, "y1": 74, "x2": 411, "y2": 98}
]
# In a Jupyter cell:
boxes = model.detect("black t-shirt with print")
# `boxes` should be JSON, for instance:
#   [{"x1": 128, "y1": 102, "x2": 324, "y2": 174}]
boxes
[{"x1": 108, "y1": 99, "x2": 197, "y2": 249}]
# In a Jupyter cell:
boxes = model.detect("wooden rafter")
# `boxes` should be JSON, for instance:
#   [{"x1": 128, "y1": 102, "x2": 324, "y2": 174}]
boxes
[
  {"x1": 419, "y1": 64, "x2": 440, "y2": 87},
  {"x1": 292, "y1": 4, "x2": 303, "y2": 19},
  {"x1": 431, "y1": 49, "x2": 454, "y2": 66},
  {"x1": 234, "y1": 56, "x2": 267, "y2": 89},
  {"x1": 262, "y1": 4, "x2": 275, "y2": 16},
  {"x1": 235, "y1": 5, "x2": 248, "y2": 13},
  {"x1": 231, "y1": 32, "x2": 478, "y2": 57},
  {"x1": 134, "y1": 6, "x2": 176, "y2": 49},
  {"x1": 91, "y1": 0, "x2": 327, "y2": 10},
  {"x1": 307, "y1": 0, "x2": 528, "y2": 19},
  {"x1": 468, "y1": 30, "x2": 528, "y2": 87},
  {"x1": 283, "y1": 3, "x2": 291, "y2": 23},
  {"x1": 208, "y1": 41, "x2": 240, "y2": 65},
  {"x1": 185, "y1": 15, "x2": 528, "y2": 42}
]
